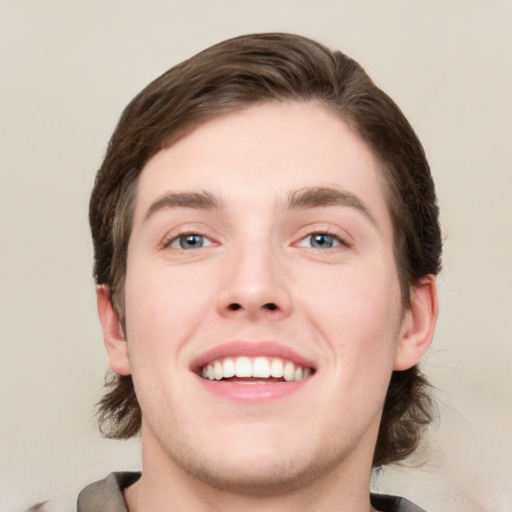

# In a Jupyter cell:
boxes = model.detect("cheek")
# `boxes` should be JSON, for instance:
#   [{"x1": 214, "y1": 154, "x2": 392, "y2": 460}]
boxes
[
  {"x1": 123, "y1": 264, "x2": 214, "y2": 359},
  {"x1": 122, "y1": 269, "x2": 206, "y2": 412},
  {"x1": 301, "y1": 257, "x2": 401, "y2": 317},
  {"x1": 297, "y1": 260, "x2": 402, "y2": 359}
]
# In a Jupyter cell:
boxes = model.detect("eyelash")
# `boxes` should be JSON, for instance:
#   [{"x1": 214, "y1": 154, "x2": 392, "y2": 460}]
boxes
[
  {"x1": 161, "y1": 229, "x2": 350, "y2": 252},
  {"x1": 295, "y1": 231, "x2": 350, "y2": 250},
  {"x1": 163, "y1": 232, "x2": 215, "y2": 250}
]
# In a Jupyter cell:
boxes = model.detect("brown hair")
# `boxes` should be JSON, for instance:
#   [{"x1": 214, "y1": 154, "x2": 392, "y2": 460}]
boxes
[{"x1": 89, "y1": 33, "x2": 441, "y2": 468}]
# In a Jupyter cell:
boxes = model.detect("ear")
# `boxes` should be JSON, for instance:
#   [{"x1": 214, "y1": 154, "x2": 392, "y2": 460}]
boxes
[
  {"x1": 394, "y1": 275, "x2": 439, "y2": 371},
  {"x1": 96, "y1": 285, "x2": 131, "y2": 376}
]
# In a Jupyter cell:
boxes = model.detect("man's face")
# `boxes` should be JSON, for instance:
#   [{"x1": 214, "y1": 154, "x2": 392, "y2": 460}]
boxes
[{"x1": 110, "y1": 102, "x2": 413, "y2": 490}]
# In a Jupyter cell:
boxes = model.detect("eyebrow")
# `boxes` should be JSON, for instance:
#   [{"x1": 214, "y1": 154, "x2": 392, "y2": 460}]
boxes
[
  {"x1": 285, "y1": 187, "x2": 376, "y2": 225},
  {"x1": 142, "y1": 186, "x2": 375, "y2": 226},
  {"x1": 143, "y1": 191, "x2": 220, "y2": 222}
]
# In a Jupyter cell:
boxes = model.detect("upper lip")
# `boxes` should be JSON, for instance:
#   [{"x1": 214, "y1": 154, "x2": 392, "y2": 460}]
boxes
[{"x1": 190, "y1": 341, "x2": 316, "y2": 372}]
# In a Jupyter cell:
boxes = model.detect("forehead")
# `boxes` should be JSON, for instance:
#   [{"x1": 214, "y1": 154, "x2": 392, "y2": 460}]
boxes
[{"x1": 132, "y1": 101, "x2": 391, "y2": 235}]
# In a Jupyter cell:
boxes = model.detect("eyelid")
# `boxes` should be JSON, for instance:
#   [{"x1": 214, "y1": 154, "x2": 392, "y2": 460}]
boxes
[
  {"x1": 296, "y1": 232, "x2": 348, "y2": 249},
  {"x1": 160, "y1": 225, "x2": 219, "y2": 250},
  {"x1": 295, "y1": 233, "x2": 337, "y2": 248},
  {"x1": 293, "y1": 225, "x2": 353, "y2": 249},
  {"x1": 169, "y1": 233, "x2": 215, "y2": 249}
]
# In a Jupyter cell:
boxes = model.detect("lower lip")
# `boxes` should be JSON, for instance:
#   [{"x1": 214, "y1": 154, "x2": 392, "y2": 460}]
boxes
[{"x1": 194, "y1": 374, "x2": 311, "y2": 402}]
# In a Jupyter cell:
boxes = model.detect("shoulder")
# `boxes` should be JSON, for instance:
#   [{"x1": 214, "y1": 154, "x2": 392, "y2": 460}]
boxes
[
  {"x1": 371, "y1": 492, "x2": 427, "y2": 512},
  {"x1": 77, "y1": 472, "x2": 141, "y2": 512}
]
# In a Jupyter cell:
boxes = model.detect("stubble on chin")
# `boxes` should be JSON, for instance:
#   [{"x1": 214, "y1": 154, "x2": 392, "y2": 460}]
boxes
[{"x1": 159, "y1": 437, "x2": 352, "y2": 498}]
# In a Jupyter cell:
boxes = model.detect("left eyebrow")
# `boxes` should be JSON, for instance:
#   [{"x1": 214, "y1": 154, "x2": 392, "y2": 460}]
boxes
[
  {"x1": 285, "y1": 186, "x2": 376, "y2": 226},
  {"x1": 142, "y1": 190, "x2": 221, "y2": 223}
]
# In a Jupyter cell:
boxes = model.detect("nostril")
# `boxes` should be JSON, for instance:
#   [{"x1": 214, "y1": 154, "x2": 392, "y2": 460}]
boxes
[{"x1": 226, "y1": 302, "x2": 279, "y2": 312}]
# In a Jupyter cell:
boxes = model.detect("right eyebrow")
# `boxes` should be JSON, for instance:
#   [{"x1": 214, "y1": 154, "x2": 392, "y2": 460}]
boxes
[
  {"x1": 285, "y1": 186, "x2": 376, "y2": 227},
  {"x1": 142, "y1": 191, "x2": 220, "y2": 223}
]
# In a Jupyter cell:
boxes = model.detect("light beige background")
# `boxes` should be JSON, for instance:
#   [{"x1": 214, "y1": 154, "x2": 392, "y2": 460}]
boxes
[{"x1": 1, "y1": 1, "x2": 511, "y2": 511}]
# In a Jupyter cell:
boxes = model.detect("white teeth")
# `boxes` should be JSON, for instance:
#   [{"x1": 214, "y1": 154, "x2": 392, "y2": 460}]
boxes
[
  {"x1": 235, "y1": 356, "x2": 252, "y2": 377},
  {"x1": 222, "y1": 357, "x2": 235, "y2": 378},
  {"x1": 283, "y1": 361, "x2": 295, "y2": 382},
  {"x1": 201, "y1": 356, "x2": 312, "y2": 382},
  {"x1": 270, "y1": 359, "x2": 284, "y2": 378},
  {"x1": 213, "y1": 360, "x2": 223, "y2": 380},
  {"x1": 253, "y1": 357, "x2": 271, "y2": 378}
]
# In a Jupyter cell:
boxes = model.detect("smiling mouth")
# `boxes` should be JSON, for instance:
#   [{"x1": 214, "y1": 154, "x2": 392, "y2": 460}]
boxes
[{"x1": 199, "y1": 356, "x2": 314, "y2": 383}]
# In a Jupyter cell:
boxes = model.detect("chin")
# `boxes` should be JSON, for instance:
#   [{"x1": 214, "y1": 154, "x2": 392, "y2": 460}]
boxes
[
  {"x1": 181, "y1": 452, "x2": 332, "y2": 496},
  {"x1": 162, "y1": 430, "x2": 349, "y2": 497}
]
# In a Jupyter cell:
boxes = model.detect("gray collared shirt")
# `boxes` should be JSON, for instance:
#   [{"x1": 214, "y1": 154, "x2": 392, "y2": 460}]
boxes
[{"x1": 77, "y1": 472, "x2": 427, "y2": 512}]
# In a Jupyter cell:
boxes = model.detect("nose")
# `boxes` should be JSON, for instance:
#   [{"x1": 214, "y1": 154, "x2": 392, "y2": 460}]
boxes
[{"x1": 216, "y1": 239, "x2": 293, "y2": 320}]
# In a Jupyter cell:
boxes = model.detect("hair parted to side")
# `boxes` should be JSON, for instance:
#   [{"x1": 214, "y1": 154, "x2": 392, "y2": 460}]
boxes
[{"x1": 89, "y1": 33, "x2": 442, "y2": 468}]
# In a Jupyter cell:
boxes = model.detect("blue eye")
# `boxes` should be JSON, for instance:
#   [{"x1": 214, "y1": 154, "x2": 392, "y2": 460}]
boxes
[
  {"x1": 170, "y1": 234, "x2": 213, "y2": 249},
  {"x1": 297, "y1": 233, "x2": 342, "y2": 249}
]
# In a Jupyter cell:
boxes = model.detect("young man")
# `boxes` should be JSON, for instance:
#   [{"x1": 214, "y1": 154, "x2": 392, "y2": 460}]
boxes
[{"x1": 79, "y1": 33, "x2": 441, "y2": 512}]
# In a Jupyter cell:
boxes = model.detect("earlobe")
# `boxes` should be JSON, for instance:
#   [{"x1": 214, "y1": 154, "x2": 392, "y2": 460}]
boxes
[
  {"x1": 96, "y1": 285, "x2": 131, "y2": 376},
  {"x1": 394, "y1": 275, "x2": 439, "y2": 371}
]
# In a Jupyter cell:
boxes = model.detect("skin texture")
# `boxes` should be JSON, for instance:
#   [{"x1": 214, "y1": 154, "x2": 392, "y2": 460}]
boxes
[{"x1": 97, "y1": 101, "x2": 438, "y2": 512}]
